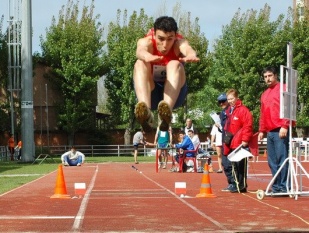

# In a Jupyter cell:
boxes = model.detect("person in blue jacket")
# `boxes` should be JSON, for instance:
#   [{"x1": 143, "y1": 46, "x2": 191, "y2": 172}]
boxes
[{"x1": 171, "y1": 130, "x2": 195, "y2": 172}]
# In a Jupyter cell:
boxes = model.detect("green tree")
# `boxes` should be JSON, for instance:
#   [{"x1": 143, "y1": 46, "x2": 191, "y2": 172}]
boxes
[
  {"x1": 0, "y1": 15, "x2": 11, "y2": 132},
  {"x1": 292, "y1": 7, "x2": 309, "y2": 133},
  {"x1": 206, "y1": 4, "x2": 291, "y2": 131},
  {"x1": 103, "y1": 9, "x2": 153, "y2": 144},
  {"x1": 40, "y1": 0, "x2": 106, "y2": 144},
  {"x1": 170, "y1": 3, "x2": 210, "y2": 93},
  {"x1": 175, "y1": 11, "x2": 211, "y2": 129},
  {"x1": 0, "y1": 15, "x2": 7, "y2": 84}
]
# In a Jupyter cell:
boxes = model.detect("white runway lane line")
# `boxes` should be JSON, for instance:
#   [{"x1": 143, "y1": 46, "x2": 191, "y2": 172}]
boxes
[
  {"x1": 0, "y1": 215, "x2": 75, "y2": 220},
  {"x1": 138, "y1": 170, "x2": 228, "y2": 231},
  {"x1": 71, "y1": 164, "x2": 99, "y2": 231},
  {"x1": 0, "y1": 174, "x2": 43, "y2": 177}
]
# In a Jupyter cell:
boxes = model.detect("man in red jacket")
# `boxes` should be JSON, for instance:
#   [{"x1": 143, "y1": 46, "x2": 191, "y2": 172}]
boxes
[
  {"x1": 224, "y1": 89, "x2": 253, "y2": 193},
  {"x1": 258, "y1": 66, "x2": 290, "y2": 194}
]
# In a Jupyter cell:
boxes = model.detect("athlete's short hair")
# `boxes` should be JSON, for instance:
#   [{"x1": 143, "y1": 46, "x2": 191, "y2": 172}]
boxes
[{"x1": 154, "y1": 16, "x2": 178, "y2": 33}]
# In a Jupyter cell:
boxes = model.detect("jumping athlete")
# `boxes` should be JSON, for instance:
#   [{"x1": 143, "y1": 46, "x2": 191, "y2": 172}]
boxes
[{"x1": 133, "y1": 16, "x2": 200, "y2": 132}]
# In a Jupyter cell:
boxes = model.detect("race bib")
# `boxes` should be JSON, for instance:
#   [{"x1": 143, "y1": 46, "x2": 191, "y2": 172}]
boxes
[
  {"x1": 153, "y1": 65, "x2": 166, "y2": 82},
  {"x1": 160, "y1": 131, "x2": 167, "y2": 137}
]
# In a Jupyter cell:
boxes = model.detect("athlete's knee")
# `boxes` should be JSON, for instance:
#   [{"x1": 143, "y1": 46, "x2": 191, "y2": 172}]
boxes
[
  {"x1": 134, "y1": 59, "x2": 150, "y2": 70},
  {"x1": 166, "y1": 60, "x2": 182, "y2": 69}
]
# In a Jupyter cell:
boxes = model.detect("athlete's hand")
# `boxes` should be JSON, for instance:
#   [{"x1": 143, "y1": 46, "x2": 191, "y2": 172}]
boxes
[
  {"x1": 144, "y1": 54, "x2": 164, "y2": 63},
  {"x1": 179, "y1": 55, "x2": 200, "y2": 63}
]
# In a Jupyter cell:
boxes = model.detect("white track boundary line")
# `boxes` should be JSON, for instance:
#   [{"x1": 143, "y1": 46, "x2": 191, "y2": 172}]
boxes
[
  {"x1": 0, "y1": 170, "x2": 57, "y2": 197},
  {"x1": 71, "y1": 164, "x2": 98, "y2": 232},
  {"x1": 0, "y1": 174, "x2": 43, "y2": 177},
  {"x1": 138, "y1": 171, "x2": 228, "y2": 231},
  {"x1": 245, "y1": 193, "x2": 309, "y2": 226},
  {"x1": 0, "y1": 215, "x2": 74, "y2": 220}
]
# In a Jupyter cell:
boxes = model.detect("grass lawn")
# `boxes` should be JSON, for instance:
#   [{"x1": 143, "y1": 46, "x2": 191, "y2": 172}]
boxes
[{"x1": 0, "y1": 155, "x2": 155, "y2": 195}]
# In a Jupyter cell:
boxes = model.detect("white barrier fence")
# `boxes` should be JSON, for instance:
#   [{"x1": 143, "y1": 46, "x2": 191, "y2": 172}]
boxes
[
  {"x1": 1, "y1": 138, "x2": 308, "y2": 161},
  {"x1": 0, "y1": 144, "x2": 152, "y2": 161}
]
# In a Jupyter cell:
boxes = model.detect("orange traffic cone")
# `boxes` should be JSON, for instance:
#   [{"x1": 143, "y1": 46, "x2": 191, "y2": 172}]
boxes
[
  {"x1": 196, "y1": 163, "x2": 216, "y2": 198},
  {"x1": 263, "y1": 149, "x2": 267, "y2": 158},
  {"x1": 50, "y1": 165, "x2": 71, "y2": 199}
]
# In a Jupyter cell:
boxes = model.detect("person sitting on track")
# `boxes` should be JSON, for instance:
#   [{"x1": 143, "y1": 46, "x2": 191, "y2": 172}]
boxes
[{"x1": 61, "y1": 146, "x2": 85, "y2": 166}]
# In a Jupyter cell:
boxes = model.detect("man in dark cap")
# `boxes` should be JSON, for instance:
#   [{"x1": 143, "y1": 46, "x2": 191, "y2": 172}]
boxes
[
  {"x1": 217, "y1": 93, "x2": 234, "y2": 191},
  {"x1": 217, "y1": 93, "x2": 227, "y2": 103}
]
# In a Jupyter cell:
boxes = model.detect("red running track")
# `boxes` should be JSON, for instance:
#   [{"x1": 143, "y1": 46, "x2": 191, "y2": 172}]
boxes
[{"x1": 0, "y1": 158, "x2": 309, "y2": 232}]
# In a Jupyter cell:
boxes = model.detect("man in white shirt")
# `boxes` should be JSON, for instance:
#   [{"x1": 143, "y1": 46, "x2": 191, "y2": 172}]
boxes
[
  {"x1": 133, "y1": 130, "x2": 146, "y2": 164},
  {"x1": 188, "y1": 129, "x2": 213, "y2": 173},
  {"x1": 187, "y1": 129, "x2": 200, "y2": 149},
  {"x1": 187, "y1": 129, "x2": 202, "y2": 172},
  {"x1": 61, "y1": 146, "x2": 85, "y2": 166}
]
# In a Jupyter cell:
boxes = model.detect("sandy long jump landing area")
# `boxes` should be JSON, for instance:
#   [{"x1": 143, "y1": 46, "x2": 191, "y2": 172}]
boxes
[{"x1": 0, "y1": 159, "x2": 309, "y2": 233}]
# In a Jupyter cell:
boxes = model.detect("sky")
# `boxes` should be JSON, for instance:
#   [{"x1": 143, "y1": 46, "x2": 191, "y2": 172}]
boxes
[{"x1": 0, "y1": 0, "x2": 292, "y2": 53}]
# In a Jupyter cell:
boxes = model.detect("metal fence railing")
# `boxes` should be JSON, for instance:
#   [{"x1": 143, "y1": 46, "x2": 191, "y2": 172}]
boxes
[
  {"x1": 0, "y1": 146, "x2": 21, "y2": 161},
  {"x1": 1, "y1": 141, "x2": 291, "y2": 162},
  {"x1": 45, "y1": 145, "x2": 155, "y2": 157},
  {"x1": 0, "y1": 144, "x2": 155, "y2": 161}
]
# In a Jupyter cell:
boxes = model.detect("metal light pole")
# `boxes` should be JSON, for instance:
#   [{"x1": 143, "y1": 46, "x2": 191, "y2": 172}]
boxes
[
  {"x1": 45, "y1": 84, "x2": 50, "y2": 149},
  {"x1": 21, "y1": 0, "x2": 34, "y2": 162}
]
